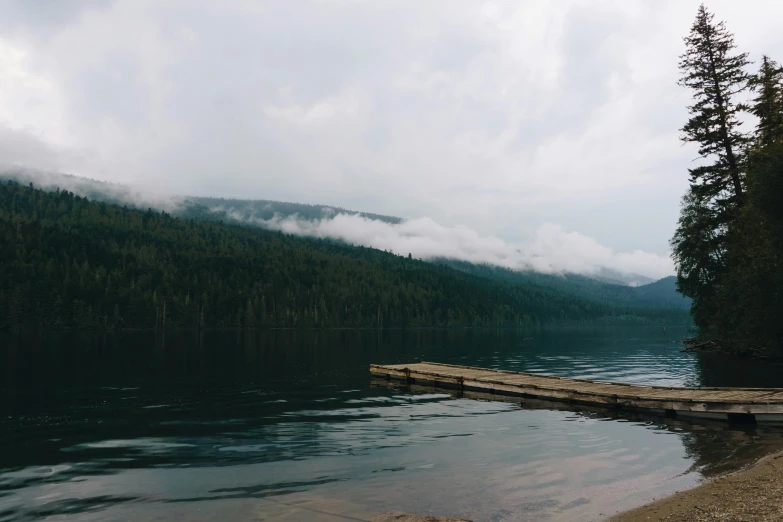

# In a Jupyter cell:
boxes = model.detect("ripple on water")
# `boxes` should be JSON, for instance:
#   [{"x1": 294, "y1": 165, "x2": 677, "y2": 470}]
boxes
[{"x1": 7, "y1": 327, "x2": 783, "y2": 522}]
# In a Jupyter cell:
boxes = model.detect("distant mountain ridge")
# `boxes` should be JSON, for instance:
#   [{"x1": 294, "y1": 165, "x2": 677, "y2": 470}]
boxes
[
  {"x1": 0, "y1": 169, "x2": 686, "y2": 311},
  {"x1": 0, "y1": 168, "x2": 401, "y2": 224},
  {"x1": 0, "y1": 181, "x2": 690, "y2": 331},
  {"x1": 437, "y1": 260, "x2": 690, "y2": 310},
  {"x1": 184, "y1": 196, "x2": 402, "y2": 225},
  {"x1": 591, "y1": 267, "x2": 654, "y2": 287}
]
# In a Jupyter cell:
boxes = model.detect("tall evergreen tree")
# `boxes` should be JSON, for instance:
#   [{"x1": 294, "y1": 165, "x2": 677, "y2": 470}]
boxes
[
  {"x1": 672, "y1": 5, "x2": 751, "y2": 330},
  {"x1": 678, "y1": 4, "x2": 751, "y2": 204},
  {"x1": 749, "y1": 55, "x2": 783, "y2": 147}
]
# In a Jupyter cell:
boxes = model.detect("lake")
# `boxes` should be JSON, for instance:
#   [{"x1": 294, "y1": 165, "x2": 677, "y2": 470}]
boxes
[{"x1": 3, "y1": 326, "x2": 783, "y2": 521}]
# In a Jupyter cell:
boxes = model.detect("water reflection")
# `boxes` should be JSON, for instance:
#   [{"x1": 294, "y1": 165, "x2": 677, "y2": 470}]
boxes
[
  {"x1": 1, "y1": 328, "x2": 783, "y2": 521},
  {"x1": 383, "y1": 380, "x2": 783, "y2": 479},
  {"x1": 693, "y1": 351, "x2": 783, "y2": 388}
]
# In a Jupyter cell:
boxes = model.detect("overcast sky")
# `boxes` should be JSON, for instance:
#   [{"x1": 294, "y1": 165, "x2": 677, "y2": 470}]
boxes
[{"x1": 1, "y1": 0, "x2": 781, "y2": 272}]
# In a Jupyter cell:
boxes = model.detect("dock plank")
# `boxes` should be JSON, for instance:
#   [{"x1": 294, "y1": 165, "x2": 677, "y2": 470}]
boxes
[{"x1": 370, "y1": 362, "x2": 783, "y2": 424}]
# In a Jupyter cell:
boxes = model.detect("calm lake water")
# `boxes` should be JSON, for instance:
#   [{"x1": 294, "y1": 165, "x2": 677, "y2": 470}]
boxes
[{"x1": 3, "y1": 326, "x2": 783, "y2": 521}]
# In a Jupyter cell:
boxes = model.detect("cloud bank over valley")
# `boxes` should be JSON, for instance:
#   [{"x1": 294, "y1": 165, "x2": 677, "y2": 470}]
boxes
[
  {"x1": 5, "y1": 1, "x2": 782, "y2": 259},
  {"x1": 3, "y1": 167, "x2": 673, "y2": 281},
  {"x1": 231, "y1": 209, "x2": 674, "y2": 281}
]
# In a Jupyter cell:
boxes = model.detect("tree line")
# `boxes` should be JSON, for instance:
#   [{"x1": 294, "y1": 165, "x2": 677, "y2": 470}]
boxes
[
  {"x1": 672, "y1": 5, "x2": 783, "y2": 350},
  {"x1": 186, "y1": 196, "x2": 402, "y2": 224},
  {"x1": 438, "y1": 260, "x2": 690, "y2": 310},
  {"x1": 0, "y1": 182, "x2": 686, "y2": 331}
]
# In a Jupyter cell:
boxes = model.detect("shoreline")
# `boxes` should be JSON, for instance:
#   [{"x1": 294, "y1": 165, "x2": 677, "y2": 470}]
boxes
[
  {"x1": 610, "y1": 449, "x2": 783, "y2": 521},
  {"x1": 681, "y1": 337, "x2": 783, "y2": 360}
]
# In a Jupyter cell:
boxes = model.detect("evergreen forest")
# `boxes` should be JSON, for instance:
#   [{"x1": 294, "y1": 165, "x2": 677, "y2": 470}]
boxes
[
  {"x1": 438, "y1": 260, "x2": 690, "y2": 310},
  {"x1": 0, "y1": 181, "x2": 687, "y2": 331},
  {"x1": 185, "y1": 196, "x2": 402, "y2": 225}
]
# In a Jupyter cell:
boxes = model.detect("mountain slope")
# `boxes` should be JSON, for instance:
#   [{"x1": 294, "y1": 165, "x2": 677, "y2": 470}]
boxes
[
  {"x1": 0, "y1": 181, "x2": 688, "y2": 330},
  {"x1": 184, "y1": 196, "x2": 401, "y2": 224},
  {"x1": 437, "y1": 260, "x2": 690, "y2": 310},
  {"x1": 0, "y1": 168, "x2": 401, "y2": 224},
  {"x1": 0, "y1": 170, "x2": 685, "y2": 310}
]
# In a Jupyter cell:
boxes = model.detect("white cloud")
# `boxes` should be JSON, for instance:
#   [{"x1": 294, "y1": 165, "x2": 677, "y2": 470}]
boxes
[
  {"x1": 0, "y1": 0, "x2": 781, "y2": 257},
  {"x1": 249, "y1": 212, "x2": 674, "y2": 280},
  {"x1": 2, "y1": 167, "x2": 184, "y2": 212},
  {"x1": 0, "y1": 39, "x2": 68, "y2": 146},
  {"x1": 264, "y1": 88, "x2": 366, "y2": 126},
  {"x1": 0, "y1": 166, "x2": 674, "y2": 280}
]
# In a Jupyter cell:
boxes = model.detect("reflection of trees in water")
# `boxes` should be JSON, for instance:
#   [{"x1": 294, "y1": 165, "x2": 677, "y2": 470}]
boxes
[
  {"x1": 6, "y1": 328, "x2": 783, "y2": 488},
  {"x1": 376, "y1": 380, "x2": 783, "y2": 479},
  {"x1": 677, "y1": 422, "x2": 783, "y2": 477},
  {"x1": 680, "y1": 352, "x2": 783, "y2": 475},
  {"x1": 693, "y1": 352, "x2": 783, "y2": 388},
  {"x1": 2, "y1": 326, "x2": 702, "y2": 402},
  {"x1": 0, "y1": 330, "x2": 457, "y2": 478}
]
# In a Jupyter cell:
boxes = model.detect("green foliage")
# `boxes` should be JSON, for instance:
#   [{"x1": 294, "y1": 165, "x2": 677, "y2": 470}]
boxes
[
  {"x1": 435, "y1": 260, "x2": 690, "y2": 310},
  {"x1": 673, "y1": 5, "x2": 783, "y2": 351},
  {"x1": 672, "y1": 4, "x2": 749, "y2": 332},
  {"x1": 677, "y1": 4, "x2": 750, "y2": 204},
  {"x1": 711, "y1": 144, "x2": 783, "y2": 345},
  {"x1": 0, "y1": 182, "x2": 686, "y2": 331},
  {"x1": 749, "y1": 56, "x2": 783, "y2": 147},
  {"x1": 671, "y1": 190, "x2": 727, "y2": 327}
]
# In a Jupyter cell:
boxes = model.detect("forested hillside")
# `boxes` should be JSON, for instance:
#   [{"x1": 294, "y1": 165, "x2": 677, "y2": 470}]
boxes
[
  {"x1": 0, "y1": 169, "x2": 685, "y2": 300},
  {"x1": 0, "y1": 182, "x2": 687, "y2": 330},
  {"x1": 185, "y1": 196, "x2": 401, "y2": 224},
  {"x1": 0, "y1": 170, "x2": 401, "y2": 225},
  {"x1": 438, "y1": 261, "x2": 690, "y2": 310}
]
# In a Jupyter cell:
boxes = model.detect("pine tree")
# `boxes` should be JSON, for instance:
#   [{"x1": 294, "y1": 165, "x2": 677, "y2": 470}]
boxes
[
  {"x1": 671, "y1": 190, "x2": 726, "y2": 328},
  {"x1": 678, "y1": 4, "x2": 751, "y2": 204},
  {"x1": 749, "y1": 55, "x2": 783, "y2": 147},
  {"x1": 672, "y1": 5, "x2": 752, "y2": 329}
]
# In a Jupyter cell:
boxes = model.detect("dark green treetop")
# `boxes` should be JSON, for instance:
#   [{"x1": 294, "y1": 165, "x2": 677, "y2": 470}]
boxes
[
  {"x1": 672, "y1": 5, "x2": 751, "y2": 323},
  {"x1": 678, "y1": 3, "x2": 751, "y2": 204},
  {"x1": 671, "y1": 189, "x2": 727, "y2": 327},
  {"x1": 749, "y1": 55, "x2": 783, "y2": 147}
]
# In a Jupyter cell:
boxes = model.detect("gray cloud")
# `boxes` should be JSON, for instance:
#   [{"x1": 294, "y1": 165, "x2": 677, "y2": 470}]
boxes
[
  {"x1": 0, "y1": 0, "x2": 114, "y2": 36},
  {"x1": 0, "y1": 126, "x2": 71, "y2": 171},
  {"x1": 1, "y1": 165, "x2": 674, "y2": 279},
  {"x1": 1, "y1": 167, "x2": 184, "y2": 211},
  {"x1": 248, "y1": 212, "x2": 674, "y2": 280},
  {"x1": 0, "y1": 0, "x2": 781, "y2": 258}
]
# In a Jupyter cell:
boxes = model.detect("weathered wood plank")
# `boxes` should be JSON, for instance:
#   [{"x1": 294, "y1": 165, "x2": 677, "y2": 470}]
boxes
[{"x1": 370, "y1": 361, "x2": 783, "y2": 422}]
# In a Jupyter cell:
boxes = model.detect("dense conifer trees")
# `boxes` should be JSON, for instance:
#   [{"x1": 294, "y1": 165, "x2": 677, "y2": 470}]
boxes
[
  {"x1": 749, "y1": 56, "x2": 783, "y2": 147},
  {"x1": 0, "y1": 182, "x2": 684, "y2": 331}
]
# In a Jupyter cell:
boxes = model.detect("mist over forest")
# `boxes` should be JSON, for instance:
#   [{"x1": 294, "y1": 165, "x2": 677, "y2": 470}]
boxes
[{"x1": 1, "y1": 168, "x2": 672, "y2": 286}]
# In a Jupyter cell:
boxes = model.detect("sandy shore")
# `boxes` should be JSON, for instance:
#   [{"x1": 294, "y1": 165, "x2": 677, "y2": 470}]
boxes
[
  {"x1": 611, "y1": 449, "x2": 783, "y2": 521},
  {"x1": 372, "y1": 515, "x2": 470, "y2": 522}
]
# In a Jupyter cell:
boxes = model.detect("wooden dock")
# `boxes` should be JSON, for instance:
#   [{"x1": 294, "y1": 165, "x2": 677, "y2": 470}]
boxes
[{"x1": 370, "y1": 361, "x2": 783, "y2": 425}]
